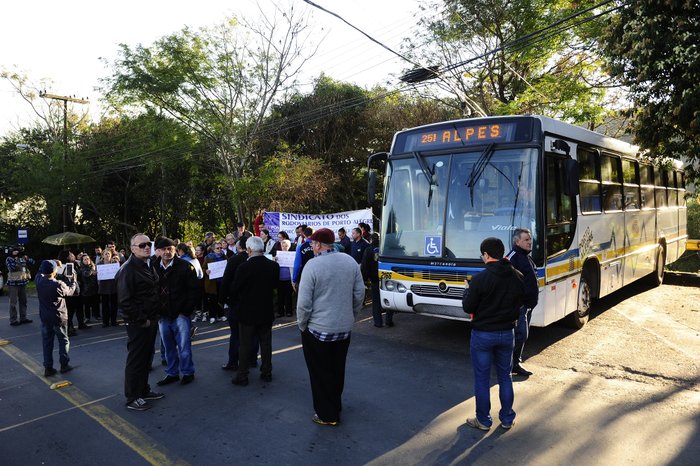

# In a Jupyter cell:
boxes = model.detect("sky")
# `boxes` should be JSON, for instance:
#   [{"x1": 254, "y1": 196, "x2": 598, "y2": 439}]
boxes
[{"x1": 0, "y1": 0, "x2": 426, "y2": 137}]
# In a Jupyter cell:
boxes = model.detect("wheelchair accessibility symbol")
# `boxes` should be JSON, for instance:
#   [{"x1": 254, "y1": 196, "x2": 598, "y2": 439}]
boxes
[{"x1": 424, "y1": 236, "x2": 442, "y2": 256}]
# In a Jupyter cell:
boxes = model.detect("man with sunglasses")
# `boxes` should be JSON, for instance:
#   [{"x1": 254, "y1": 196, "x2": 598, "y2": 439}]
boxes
[{"x1": 116, "y1": 233, "x2": 164, "y2": 411}]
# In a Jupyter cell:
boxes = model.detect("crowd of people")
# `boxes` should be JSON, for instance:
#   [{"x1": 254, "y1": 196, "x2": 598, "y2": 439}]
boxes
[{"x1": 8, "y1": 221, "x2": 538, "y2": 429}]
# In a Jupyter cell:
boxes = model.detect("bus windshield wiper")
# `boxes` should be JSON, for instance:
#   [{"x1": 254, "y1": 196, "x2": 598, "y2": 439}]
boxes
[
  {"x1": 466, "y1": 142, "x2": 495, "y2": 207},
  {"x1": 412, "y1": 151, "x2": 437, "y2": 207}
]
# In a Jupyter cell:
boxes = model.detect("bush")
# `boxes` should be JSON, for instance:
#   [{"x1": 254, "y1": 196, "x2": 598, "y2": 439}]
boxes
[{"x1": 688, "y1": 196, "x2": 700, "y2": 239}]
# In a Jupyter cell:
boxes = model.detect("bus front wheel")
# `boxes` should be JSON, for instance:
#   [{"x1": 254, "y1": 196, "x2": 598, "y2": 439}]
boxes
[{"x1": 568, "y1": 271, "x2": 594, "y2": 329}]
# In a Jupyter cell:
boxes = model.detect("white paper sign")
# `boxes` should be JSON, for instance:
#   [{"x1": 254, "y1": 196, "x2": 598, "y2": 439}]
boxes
[
  {"x1": 275, "y1": 251, "x2": 296, "y2": 268},
  {"x1": 97, "y1": 263, "x2": 120, "y2": 281},
  {"x1": 207, "y1": 260, "x2": 227, "y2": 280}
]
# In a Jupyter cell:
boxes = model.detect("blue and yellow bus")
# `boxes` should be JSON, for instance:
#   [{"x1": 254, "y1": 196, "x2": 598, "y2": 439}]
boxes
[{"x1": 368, "y1": 115, "x2": 687, "y2": 328}]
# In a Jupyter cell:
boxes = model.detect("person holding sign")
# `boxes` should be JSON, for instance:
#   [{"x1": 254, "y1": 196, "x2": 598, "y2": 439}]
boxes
[
  {"x1": 203, "y1": 243, "x2": 227, "y2": 324},
  {"x1": 97, "y1": 249, "x2": 121, "y2": 327}
]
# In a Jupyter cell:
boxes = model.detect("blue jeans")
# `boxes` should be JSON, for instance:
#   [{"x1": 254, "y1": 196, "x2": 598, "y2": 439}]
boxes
[
  {"x1": 470, "y1": 329, "x2": 516, "y2": 427},
  {"x1": 41, "y1": 322, "x2": 70, "y2": 369},
  {"x1": 159, "y1": 315, "x2": 195, "y2": 376}
]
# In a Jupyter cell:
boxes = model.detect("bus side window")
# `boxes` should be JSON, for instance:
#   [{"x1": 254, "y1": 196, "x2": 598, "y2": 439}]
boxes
[
  {"x1": 654, "y1": 166, "x2": 667, "y2": 208},
  {"x1": 621, "y1": 158, "x2": 641, "y2": 210},
  {"x1": 601, "y1": 154, "x2": 623, "y2": 211},
  {"x1": 640, "y1": 164, "x2": 655, "y2": 209},
  {"x1": 545, "y1": 154, "x2": 576, "y2": 257},
  {"x1": 578, "y1": 147, "x2": 601, "y2": 213}
]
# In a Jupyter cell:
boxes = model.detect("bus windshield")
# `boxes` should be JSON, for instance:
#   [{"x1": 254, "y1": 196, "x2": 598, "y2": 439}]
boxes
[{"x1": 380, "y1": 148, "x2": 540, "y2": 261}]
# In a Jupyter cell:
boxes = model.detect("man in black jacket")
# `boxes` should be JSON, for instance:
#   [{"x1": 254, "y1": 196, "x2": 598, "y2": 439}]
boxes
[
  {"x1": 462, "y1": 237, "x2": 524, "y2": 431},
  {"x1": 116, "y1": 233, "x2": 164, "y2": 411},
  {"x1": 153, "y1": 237, "x2": 199, "y2": 387},
  {"x1": 230, "y1": 236, "x2": 279, "y2": 386},
  {"x1": 506, "y1": 228, "x2": 539, "y2": 376},
  {"x1": 219, "y1": 237, "x2": 258, "y2": 371}
]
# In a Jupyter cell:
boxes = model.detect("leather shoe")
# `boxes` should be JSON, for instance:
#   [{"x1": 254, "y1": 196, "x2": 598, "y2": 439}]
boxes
[
  {"x1": 512, "y1": 364, "x2": 533, "y2": 376},
  {"x1": 156, "y1": 375, "x2": 180, "y2": 386},
  {"x1": 44, "y1": 367, "x2": 57, "y2": 377},
  {"x1": 60, "y1": 364, "x2": 75, "y2": 374},
  {"x1": 20, "y1": 319, "x2": 33, "y2": 324},
  {"x1": 180, "y1": 374, "x2": 195, "y2": 385},
  {"x1": 221, "y1": 363, "x2": 238, "y2": 371},
  {"x1": 260, "y1": 374, "x2": 272, "y2": 383},
  {"x1": 231, "y1": 377, "x2": 248, "y2": 386}
]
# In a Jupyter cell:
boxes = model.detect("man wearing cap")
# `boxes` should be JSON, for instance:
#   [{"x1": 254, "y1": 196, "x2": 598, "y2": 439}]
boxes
[
  {"x1": 6, "y1": 246, "x2": 35, "y2": 326},
  {"x1": 116, "y1": 233, "x2": 165, "y2": 411},
  {"x1": 153, "y1": 237, "x2": 199, "y2": 387},
  {"x1": 230, "y1": 236, "x2": 279, "y2": 386},
  {"x1": 36, "y1": 260, "x2": 78, "y2": 376},
  {"x1": 297, "y1": 228, "x2": 365, "y2": 425}
]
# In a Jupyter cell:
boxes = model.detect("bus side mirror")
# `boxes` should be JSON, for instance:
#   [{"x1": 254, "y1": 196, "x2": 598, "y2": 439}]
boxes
[
  {"x1": 367, "y1": 152, "x2": 387, "y2": 204},
  {"x1": 564, "y1": 159, "x2": 579, "y2": 196},
  {"x1": 368, "y1": 170, "x2": 378, "y2": 204}
]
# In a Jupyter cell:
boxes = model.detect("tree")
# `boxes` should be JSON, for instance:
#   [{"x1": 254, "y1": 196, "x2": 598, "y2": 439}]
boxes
[
  {"x1": 604, "y1": 0, "x2": 700, "y2": 183},
  {"x1": 103, "y1": 2, "x2": 315, "y2": 221},
  {"x1": 403, "y1": 0, "x2": 613, "y2": 127}
]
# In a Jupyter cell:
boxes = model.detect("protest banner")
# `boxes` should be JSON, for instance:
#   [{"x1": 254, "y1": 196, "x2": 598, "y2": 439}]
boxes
[
  {"x1": 263, "y1": 208, "x2": 372, "y2": 240},
  {"x1": 275, "y1": 251, "x2": 295, "y2": 268}
]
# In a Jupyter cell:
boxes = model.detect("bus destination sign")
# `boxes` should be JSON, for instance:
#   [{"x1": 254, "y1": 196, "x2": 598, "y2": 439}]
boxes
[{"x1": 394, "y1": 120, "x2": 530, "y2": 153}]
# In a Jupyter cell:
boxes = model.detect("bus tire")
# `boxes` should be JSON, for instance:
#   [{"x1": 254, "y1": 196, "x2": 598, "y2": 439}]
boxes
[
  {"x1": 568, "y1": 270, "x2": 594, "y2": 329},
  {"x1": 648, "y1": 246, "x2": 665, "y2": 287}
]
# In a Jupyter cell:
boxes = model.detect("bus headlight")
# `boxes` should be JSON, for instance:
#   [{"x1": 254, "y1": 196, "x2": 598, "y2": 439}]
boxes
[{"x1": 383, "y1": 280, "x2": 407, "y2": 293}]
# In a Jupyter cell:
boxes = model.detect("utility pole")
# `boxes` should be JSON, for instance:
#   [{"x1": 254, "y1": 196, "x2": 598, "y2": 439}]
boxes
[{"x1": 39, "y1": 92, "x2": 89, "y2": 232}]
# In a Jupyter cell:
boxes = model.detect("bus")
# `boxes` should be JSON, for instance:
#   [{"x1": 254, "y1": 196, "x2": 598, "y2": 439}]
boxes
[{"x1": 367, "y1": 115, "x2": 687, "y2": 328}]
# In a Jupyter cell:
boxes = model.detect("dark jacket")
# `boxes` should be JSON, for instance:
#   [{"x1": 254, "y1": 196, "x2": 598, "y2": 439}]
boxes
[
  {"x1": 462, "y1": 259, "x2": 524, "y2": 331},
  {"x1": 339, "y1": 236, "x2": 352, "y2": 255},
  {"x1": 37, "y1": 274, "x2": 77, "y2": 326},
  {"x1": 156, "y1": 256, "x2": 199, "y2": 320},
  {"x1": 220, "y1": 251, "x2": 248, "y2": 308},
  {"x1": 116, "y1": 256, "x2": 161, "y2": 324},
  {"x1": 292, "y1": 240, "x2": 314, "y2": 284},
  {"x1": 506, "y1": 246, "x2": 539, "y2": 309},
  {"x1": 230, "y1": 255, "x2": 280, "y2": 325},
  {"x1": 78, "y1": 264, "x2": 99, "y2": 296},
  {"x1": 351, "y1": 238, "x2": 370, "y2": 264},
  {"x1": 360, "y1": 244, "x2": 379, "y2": 282}
]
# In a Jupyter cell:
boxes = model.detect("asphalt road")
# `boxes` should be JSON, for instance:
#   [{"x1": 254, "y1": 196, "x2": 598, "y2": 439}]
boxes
[{"x1": 0, "y1": 274, "x2": 698, "y2": 466}]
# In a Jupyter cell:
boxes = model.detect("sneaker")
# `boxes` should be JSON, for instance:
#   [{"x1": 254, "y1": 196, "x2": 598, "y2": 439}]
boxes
[
  {"x1": 216, "y1": 317, "x2": 224, "y2": 322},
  {"x1": 209, "y1": 317, "x2": 216, "y2": 324},
  {"x1": 202, "y1": 312, "x2": 209, "y2": 322},
  {"x1": 466, "y1": 417, "x2": 490, "y2": 431},
  {"x1": 312, "y1": 414, "x2": 338, "y2": 426},
  {"x1": 501, "y1": 421, "x2": 514, "y2": 430},
  {"x1": 220, "y1": 316, "x2": 227, "y2": 322},
  {"x1": 190, "y1": 326, "x2": 198, "y2": 340},
  {"x1": 143, "y1": 391, "x2": 165, "y2": 400},
  {"x1": 20, "y1": 318, "x2": 33, "y2": 324},
  {"x1": 126, "y1": 398, "x2": 150, "y2": 411}
]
